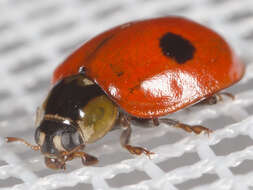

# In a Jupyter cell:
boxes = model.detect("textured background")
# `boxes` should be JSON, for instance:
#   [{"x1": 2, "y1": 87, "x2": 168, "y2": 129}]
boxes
[{"x1": 0, "y1": 0, "x2": 253, "y2": 189}]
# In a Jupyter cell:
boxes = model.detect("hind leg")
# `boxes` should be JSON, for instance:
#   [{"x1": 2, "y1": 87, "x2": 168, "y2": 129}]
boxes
[
  {"x1": 154, "y1": 118, "x2": 212, "y2": 135},
  {"x1": 198, "y1": 92, "x2": 235, "y2": 105}
]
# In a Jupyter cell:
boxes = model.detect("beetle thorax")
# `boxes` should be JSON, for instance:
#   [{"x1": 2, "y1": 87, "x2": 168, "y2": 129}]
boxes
[{"x1": 36, "y1": 74, "x2": 119, "y2": 153}]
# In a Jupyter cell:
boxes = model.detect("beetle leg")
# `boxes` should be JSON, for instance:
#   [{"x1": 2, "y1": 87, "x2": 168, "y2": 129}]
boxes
[
  {"x1": 63, "y1": 152, "x2": 98, "y2": 166},
  {"x1": 60, "y1": 145, "x2": 98, "y2": 166},
  {"x1": 152, "y1": 118, "x2": 160, "y2": 126},
  {"x1": 69, "y1": 152, "x2": 98, "y2": 166},
  {"x1": 159, "y1": 118, "x2": 212, "y2": 135},
  {"x1": 120, "y1": 114, "x2": 154, "y2": 157},
  {"x1": 198, "y1": 92, "x2": 235, "y2": 105}
]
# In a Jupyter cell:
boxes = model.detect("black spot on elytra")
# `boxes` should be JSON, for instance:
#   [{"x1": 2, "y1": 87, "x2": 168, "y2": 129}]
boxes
[{"x1": 159, "y1": 32, "x2": 195, "y2": 64}]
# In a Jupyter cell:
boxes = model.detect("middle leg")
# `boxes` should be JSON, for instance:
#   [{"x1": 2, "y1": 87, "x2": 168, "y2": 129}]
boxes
[{"x1": 119, "y1": 113, "x2": 154, "y2": 157}]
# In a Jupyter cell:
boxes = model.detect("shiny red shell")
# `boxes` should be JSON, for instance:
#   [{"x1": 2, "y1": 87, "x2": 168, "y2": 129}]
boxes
[{"x1": 52, "y1": 17, "x2": 245, "y2": 118}]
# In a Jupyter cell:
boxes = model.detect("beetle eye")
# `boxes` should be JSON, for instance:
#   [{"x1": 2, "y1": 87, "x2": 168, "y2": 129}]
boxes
[
  {"x1": 61, "y1": 133, "x2": 71, "y2": 150},
  {"x1": 35, "y1": 128, "x2": 39, "y2": 144},
  {"x1": 61, "y1": 131, "x2": 82, "y2": 151},
  {"x1": 34, "y1": 128, "x2": 41, "y2": 144},
  {"x1": 34, "y1": 128, "x2": 45, "y2": 146}
]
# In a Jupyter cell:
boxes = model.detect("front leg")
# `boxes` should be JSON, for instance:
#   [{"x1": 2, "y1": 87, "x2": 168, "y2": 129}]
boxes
[
  {"x1": 119, "y1": 114, "x2": 154, "y2": 157},
  {"x1": 61, "y1": 145, "x2": 98, "y2": 167},
  {"x1": 70, "y1": 152, "x2": 98, "y2": 166}
]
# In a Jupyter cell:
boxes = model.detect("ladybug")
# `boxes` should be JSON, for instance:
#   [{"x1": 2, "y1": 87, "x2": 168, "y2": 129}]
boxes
[{"x1": 6, "y1": 17, "x2": 245, "y2": 170}]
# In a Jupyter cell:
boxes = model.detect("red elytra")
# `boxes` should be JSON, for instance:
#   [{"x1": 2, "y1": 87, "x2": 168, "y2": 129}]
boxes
[{"x1": 53, "y1": 16, "x2": 245, "y2": 118}]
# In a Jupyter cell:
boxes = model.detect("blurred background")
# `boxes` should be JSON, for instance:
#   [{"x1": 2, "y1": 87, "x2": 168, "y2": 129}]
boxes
[{"x1": 0, "y1": 0, "x2": 253, "y2": 189}]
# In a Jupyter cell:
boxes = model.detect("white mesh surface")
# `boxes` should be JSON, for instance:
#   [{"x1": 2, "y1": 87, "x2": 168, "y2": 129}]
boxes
[{"x1": 0, "y1": 0, "x2": 253, "y2": 189}]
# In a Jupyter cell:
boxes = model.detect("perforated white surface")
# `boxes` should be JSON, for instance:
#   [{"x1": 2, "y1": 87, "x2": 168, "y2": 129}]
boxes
[{"x1": 0, "y1": 0, "x2": 253, "y2": 189}]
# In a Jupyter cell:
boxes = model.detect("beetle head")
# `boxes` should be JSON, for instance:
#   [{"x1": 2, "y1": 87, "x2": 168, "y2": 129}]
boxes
[
  {"x1": 34, "y1": 118, "x2": 84, "y2": 169},
  {"x1": 6, "y1": 116, "x2": 85, "y2": 170}
]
